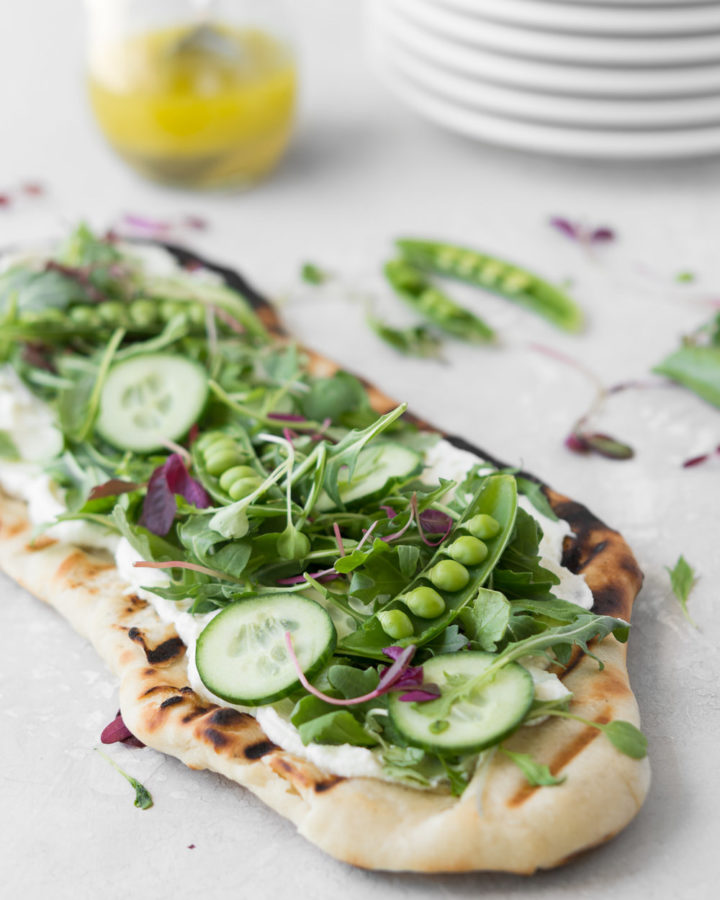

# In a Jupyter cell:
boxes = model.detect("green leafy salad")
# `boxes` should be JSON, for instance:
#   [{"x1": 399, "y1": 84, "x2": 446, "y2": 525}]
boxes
[{"x1": 0, "y1": 225, "x2": 646, "y2": 795}]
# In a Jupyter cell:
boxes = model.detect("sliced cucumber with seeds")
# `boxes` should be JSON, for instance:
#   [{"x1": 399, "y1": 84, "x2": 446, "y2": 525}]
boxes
[
  {"x1": 317, "y1": 441, "x2": 422, "y2": 510},
  {"x1": 96, "y1": 353, "x2": 208, "y2": 452},
  {"x1": 388, "y1": 651, "x2": 534, "y2": 756},
  {"x1": 196, "y1": 594, "x2": 336, "y2": 706}
]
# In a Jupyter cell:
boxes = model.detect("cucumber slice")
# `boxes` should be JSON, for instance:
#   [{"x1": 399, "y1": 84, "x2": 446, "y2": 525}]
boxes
[
  {"x1": 96, "y1": 353, "x2": 208, "y2": 452},
  {"x1": 388, "y1": 652, "x2": 534, "y2": 755},
  {"x1": 196, "y1": 594, "x2": 336, "y2": 706},
  {"x1": 318, "y1": 441, "x2": 422, "y2": 510}
]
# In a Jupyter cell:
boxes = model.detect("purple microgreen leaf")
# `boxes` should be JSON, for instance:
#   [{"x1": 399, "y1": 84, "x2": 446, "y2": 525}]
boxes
[
  {"x1": 163, "y1": 453, "x2": 211, "y2": 508},
  {"x1": 285, "y1": 633, "x2": 427, "y2": 706},
  {"x1": 590, "y1": 227, "x2": 615, "y2": 244},
  {"x1": 282, "y1": 427, "x2": 297, "y2": 445},
  {"x1": 267, "y1": 413, "x2": 308, "y2": 423},
  {"x1": 159, "y1": 438, "x2": 191, "y2": 464},
  {"x1": 399, "y1": 686, "x2": 441, "y2": 702},
  {"x1": 88, "y1": 479, "x2": 144, "y2": 501},
  {"x1": 382, "y1": 645, "x2": 405, "y2": 661},
  {"x1": 140, "y1": 465, "x2": 177, "y2": 535},
  {"x1": 565, "y1": 432, "x2": 592, "y2": 453},
  {"x1": 380, "y1": 505, "x2": 398, "y2": 520},
  {"x1": 549, "y1": 217, "x2": 580, "y2": 240},
  {"x1": 682, "y1": 444, "x2": 720, "y2": 468},
  {"x1": 276, "y1": 567, "x2": 341, "y2": 586},
  {"x1": 418, "y1": 507, "x2": 453, "y2": 545},
  {"x1": 101, "y1": 711, "x2": 144, "y2": 748},
  {"x1": 333, "y1": 522, "x2": 345, "y2": 556}
]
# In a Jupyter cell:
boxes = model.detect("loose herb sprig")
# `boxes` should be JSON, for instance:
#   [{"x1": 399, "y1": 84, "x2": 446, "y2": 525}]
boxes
[
  {"x1": 96, "y1": 749, "x2": 153, "y2": 810},
  {"x1": 666, "y1": 555, "x2": 698, "y2": 626}
]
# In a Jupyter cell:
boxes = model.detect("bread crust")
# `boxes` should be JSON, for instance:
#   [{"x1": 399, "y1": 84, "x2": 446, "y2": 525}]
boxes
[
  {"x1": 0, "y1": 473, "x2": 649, "y2": 873},
  {"x1": 0, "y1": 243, "x2": 650, "y2": 872}
]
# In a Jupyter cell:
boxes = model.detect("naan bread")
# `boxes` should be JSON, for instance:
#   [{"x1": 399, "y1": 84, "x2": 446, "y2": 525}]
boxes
[{"x1": 0, "y1": 245, "x2": 650, "y2": 872}]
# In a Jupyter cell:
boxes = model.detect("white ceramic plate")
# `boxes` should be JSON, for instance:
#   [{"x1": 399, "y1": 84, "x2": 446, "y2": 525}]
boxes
[
  {"x1": 371, "y1": 50, "x2": 720, "y2": 158},
  {"x1": 426, "y1": 0, "x2": 720, "y2": 36},
  {"x1": 390, "y1": 0, "x2": 720, "y2": 65},
  {"x1": 372, "y1": 1, "x2": 720, "y2": 97},
  {"x1": 373, "y1": 34, "x2": 720, "y2": 128}
]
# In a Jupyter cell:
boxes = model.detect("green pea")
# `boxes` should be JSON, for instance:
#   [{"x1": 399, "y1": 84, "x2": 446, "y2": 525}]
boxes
[
  {"x1": 197, "y1": 432, "x2": 232, "y2": 453},
  {"x1": 219, "y1": 465, "x2": 257, "y2": 492},
  {"x1": 97, "y1": 301, "x2": 127, "y2": 324},
  {"x1": 465, "y1": 514, "x2": 500, "y2": 540},
  {"x1": 160, "y1": 300, "x2": 188, "y2": 322},
  {"x1": 68, "y1": 305, "x2": 99, "y2": 327},
  {"x1": 446, "y1": 536, "x2": 488, "y2": 566},
  {"x1": 129, "y1": 298, "x2": 158, "y2": 328},
  {"x1": 228, "y1": 476, "x2": 262, "y2": 500},
  {"x1": 187, "y1": 303, "x2": 206, "y2": 327},
  {"x1": 404, "y1": 586, "x2": 446, "y2": 619},
  {"x1": 377, "y1": 609, "x2": 414, "y2": 640},
  {"x1": 205, "y1": 448, "x2": 244, "y2": 476},
  {"x1": 428, "y1": 560, "x2": 469, "y2": 592},
  {"x1": 501, "y1": 271, "x2": 532, "y2": 295},
  {"x1": 479, "y1": 260, "x2": 505, "y2": 286}
]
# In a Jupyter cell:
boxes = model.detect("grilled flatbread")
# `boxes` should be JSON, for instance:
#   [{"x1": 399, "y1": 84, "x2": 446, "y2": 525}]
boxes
[{"x1": 0, "y1": 244, "x2": 649, "y2": 873}]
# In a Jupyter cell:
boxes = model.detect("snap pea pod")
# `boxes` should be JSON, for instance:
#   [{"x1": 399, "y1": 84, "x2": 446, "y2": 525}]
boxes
[
  {"x1": 396, "y1": 239, "x2": 584, "y2": 333},
  {"x1": 192, "y1": 429, "x2": 277, "y2": 505},
  {"x1": 338, "y1": 474, "x2": 518, "y2": 660},
  {"x1": 383, "y1": 259, "x2": 496, "y2": 344}
]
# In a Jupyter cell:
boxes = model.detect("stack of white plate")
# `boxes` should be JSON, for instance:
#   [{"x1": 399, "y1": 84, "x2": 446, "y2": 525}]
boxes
[{"x1": 367, "y1": 0, "x2": 720, "y2": 159}]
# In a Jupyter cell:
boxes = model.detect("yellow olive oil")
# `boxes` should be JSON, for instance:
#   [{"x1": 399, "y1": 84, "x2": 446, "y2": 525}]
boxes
[{"x1": 89, "y1": 25, "x2": 296, "y2": 188}]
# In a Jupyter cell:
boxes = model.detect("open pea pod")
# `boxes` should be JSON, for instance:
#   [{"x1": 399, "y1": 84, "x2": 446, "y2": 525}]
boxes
[
  {"x1": 191, "y1": 427, "x2": 278, "y2": 505},
  {"x1": 339, "y1": 474, "x2": 518, "y2": 660},
  {"x1": 396, "y1": 239, "x2": 584, "y2": 334}
]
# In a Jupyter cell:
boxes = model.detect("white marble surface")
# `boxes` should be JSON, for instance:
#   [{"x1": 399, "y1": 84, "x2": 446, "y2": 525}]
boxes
[{"x1": 1, "y1": 1, "x2": 719, "y2": 898}]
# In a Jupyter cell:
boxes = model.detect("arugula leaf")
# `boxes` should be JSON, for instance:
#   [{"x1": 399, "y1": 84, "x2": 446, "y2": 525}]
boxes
[
  {"x1": 493, "y1": 507, "x2": 560, "y2": 601},
  {"x1": 515, "y1": 476, "x2": 558, "y2": 522},
  {"x1": 423, "y1": 624, "x2": 469, "y2": 656},
  {"x1": 334, "y1": 537, "x2": 390, "y2": 574},
  {"x1": 460, "y1": 588, "x2": 510, "y2": 651},
  {"x1": 328, "y1": 664, "x2": 380, "y2": 699},
  {"x1": 0, "y1": 266, "x2": 87, "y2": 314},
  {"x1": 666, "y1": 554, "x2": 698, "y2": 626},
  {"x1": 96, "y1": 749, "x2": 153, "y2": 810},
  {"x1": 654, "y1": 345, "x2": 720, "y2": 408},
  {"x1": 297, "y1": 711, "x2": 379, "y2": 747},
  {"x1": 500, "y1": 748, "x2": 565, "y2": 786},
  {"x1": 300, "y1": 371, "x2": 368, "y2": 423},
  {"x1": 112, "y1": 500, "x2": 180, "y2": 562},
  {"x1": 545, "y1": 711, "x2": 648, "y2": 760},
  {"x1": 367, "y1": 315, "x2": 443, "y2": 359},
  {"x1": 0, "y1": 429, "x2": 19, "y2": 460}
]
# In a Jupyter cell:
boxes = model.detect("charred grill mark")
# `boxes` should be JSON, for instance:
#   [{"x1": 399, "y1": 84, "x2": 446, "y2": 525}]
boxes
[
  {"x1": 182, "y1": 708, "x2": 209, "y2": 723},
  {"x1": 314, "y1": 776, "x2": 344, "y2": 793},
  {"x1": 204, "y1": 728, "x2": 230, "y2": 749},
  {"x1": 244, "y1": 740, "x2": 278, "y2": 760},
  {"x1": 160, "y1": 696, "x2": 183, "y2": 709},
  {"x1": 146, "y1": 637, "x2": 185, "y2": 664},
  {"x1": 128, "y1": 628, "x2": 186, "y2": 665},
  {"x1": 590, "y1": 584, "x2": 630, "y2": 620},
  {"x1": 508, "y1": 714, "x2": 610, "y2": 808},
  {"x1": 25, "y1": 535, "x2": 56, "y2": 551},
  {"x1": 142, "y1": 684, "x2": 172, "y2": 697},
  {"x1": 208, "y1": 708, "x2": 253, "y2": 728}
]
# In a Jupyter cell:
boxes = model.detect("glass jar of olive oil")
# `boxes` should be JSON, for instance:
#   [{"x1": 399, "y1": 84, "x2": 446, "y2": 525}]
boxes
[{"x1": 85, "y1": 0, "x2": 296, "y2": 188}]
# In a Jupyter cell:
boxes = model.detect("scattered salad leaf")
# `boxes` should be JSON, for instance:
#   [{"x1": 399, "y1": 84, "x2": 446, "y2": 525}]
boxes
[
  {"x1": 100, "y1": 711, "x2": 144, "y2": 748},
  {"x1": 675, "y1": 271, "x2": 696, "y2": 284},
  {"x1": 367, "y1": 315, "x2": 443, "y2": 359},
  {"x1": 88, "y1": 479, "x2": 144, "y2": 501},
  {"x1": 95, "y1": 749, "x2": 153, "y2": 809},
  {"x1": 565, "y1": 430, "x2": 635, "y2": 461},
  {"x1": 666, "y1": 555, "x2": 698, "y2": 626},
  {"x1": 682, "y1": 445, "x2": 720, "y2": 469},
  {"x1": 300, "y1": 262, "x2": 330, "y2": 285},
  {"x1": 500, "y1": 748, "x2": 565, "y2": 786},
  {"x1": 654, "y1": 345, "x2": 720, "y2": 409},
  {"x1": 549, "y1": 217, "x2": 615, "y2": 247}
]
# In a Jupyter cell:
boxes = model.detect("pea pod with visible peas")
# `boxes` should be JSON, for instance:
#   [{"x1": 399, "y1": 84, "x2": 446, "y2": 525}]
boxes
[
  {"x1": 192, "y1": 429, "x2": 270, "y2": 504},
  {"x1": 339, "y1": 474, "x2": 518, "y2": 659},
  {"x1": 395, "y1": 239, "x2": 584, "y2": 333},
  {"x1": 383, "y1": 259, "x2": 496, "y2": 344}
]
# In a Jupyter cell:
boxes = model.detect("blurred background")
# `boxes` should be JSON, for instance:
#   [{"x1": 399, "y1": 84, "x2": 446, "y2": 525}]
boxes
[{"x1": 1, "y1": 2, "x2": 719, "y2": 898}]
